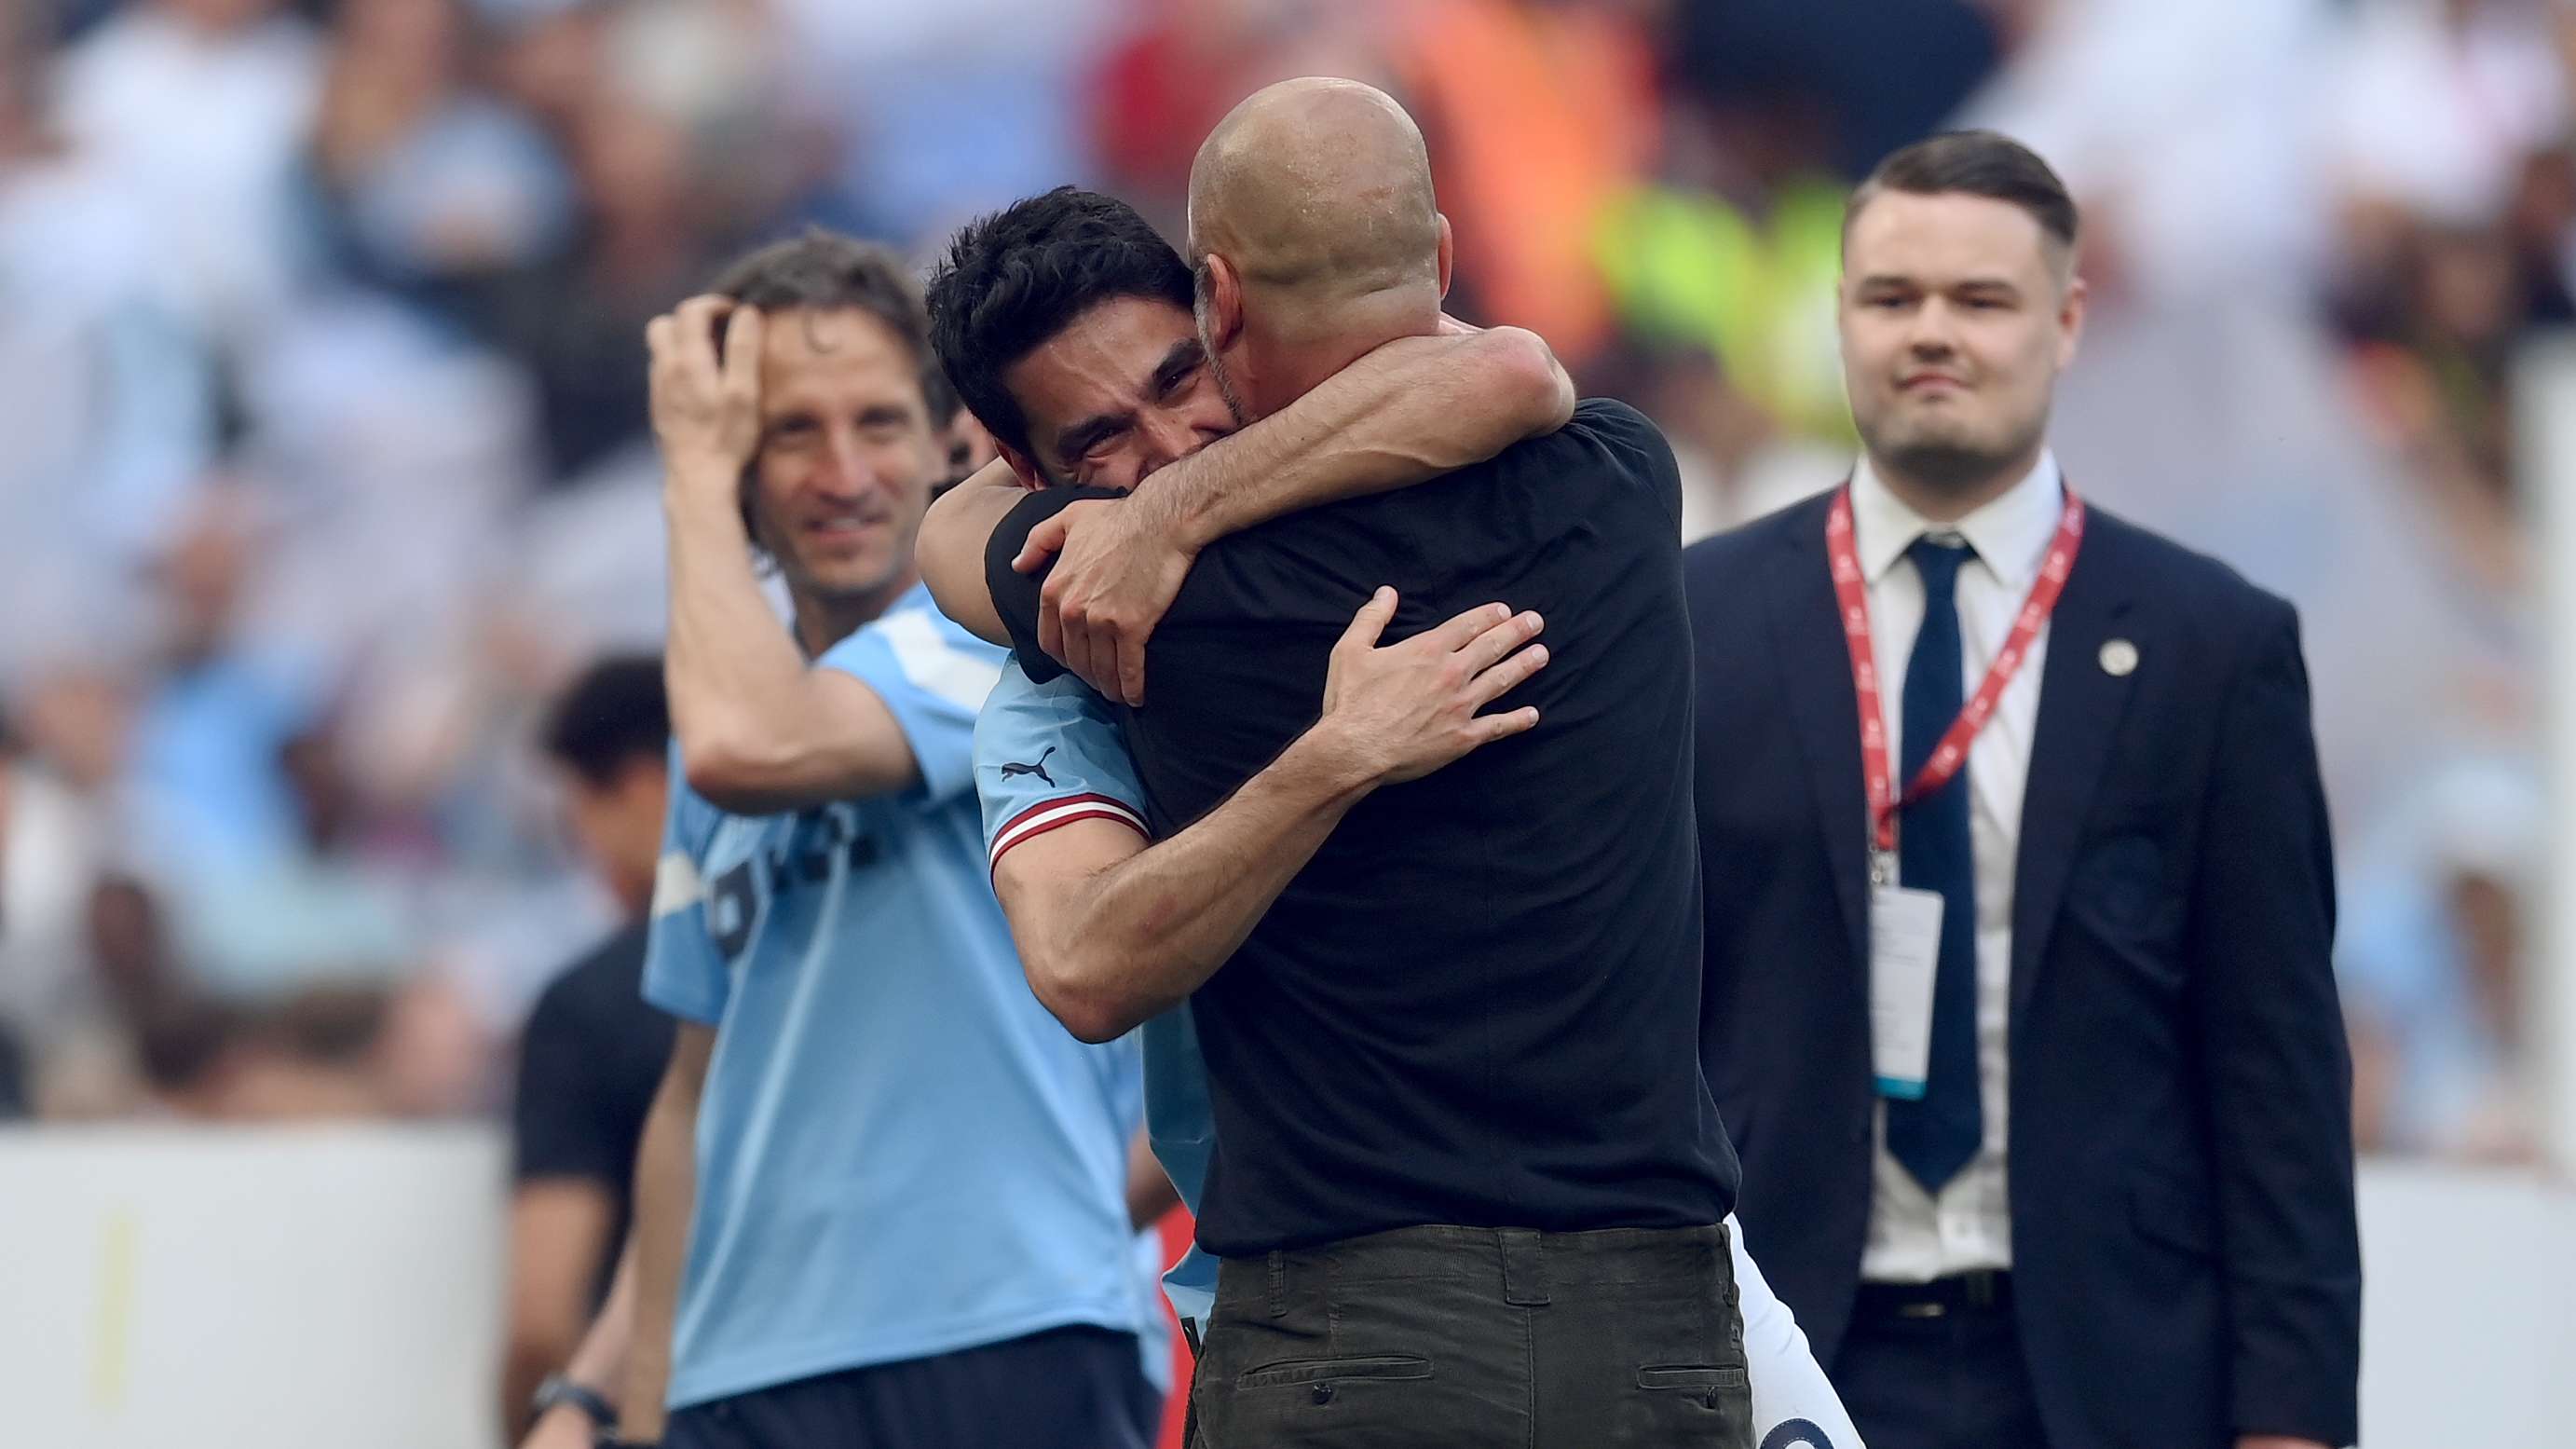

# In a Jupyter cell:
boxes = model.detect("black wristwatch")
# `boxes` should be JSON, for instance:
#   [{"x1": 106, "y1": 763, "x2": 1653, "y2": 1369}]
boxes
[{"x1": 531, "y1": 1374, "x2": 619, "y2": 1434}]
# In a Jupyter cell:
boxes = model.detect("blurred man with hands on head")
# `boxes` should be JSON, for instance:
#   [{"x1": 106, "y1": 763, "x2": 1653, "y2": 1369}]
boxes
[
  {"x1": 925, "y1": 81, "x2": 1767, "y2": 1447},
  {"x1": 1683, "y1": 131, "x2": 2358, "y2": 1449},
  {"x1": 524, "y1": 232, "x2": 1166, "y2": 1449}
]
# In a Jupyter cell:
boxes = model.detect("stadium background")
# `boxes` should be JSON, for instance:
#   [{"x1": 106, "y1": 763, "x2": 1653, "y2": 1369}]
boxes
[{"x1": 0, "y1": 0, "x2": 2569, "y2": 1443}]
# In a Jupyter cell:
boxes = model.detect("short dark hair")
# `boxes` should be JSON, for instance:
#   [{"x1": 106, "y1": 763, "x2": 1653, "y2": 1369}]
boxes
[
  {"x1": 925, "y1": 186, "x2": 1193, "y2": 461},
  {"x1": 708, "y1": 228, "x2": 957, "y2": 424},
  {"x1": 541, "y1": 654, "x2": 671, "y2": 790},
  {"x1": 1848, "y1": 130, "x2": 2079, "y2": 259}
]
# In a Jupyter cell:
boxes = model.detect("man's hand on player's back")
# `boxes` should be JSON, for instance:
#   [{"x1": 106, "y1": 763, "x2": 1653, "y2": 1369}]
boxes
[{"x1": 1310, "y1": 588, "x2": 1547, "y2": 786}]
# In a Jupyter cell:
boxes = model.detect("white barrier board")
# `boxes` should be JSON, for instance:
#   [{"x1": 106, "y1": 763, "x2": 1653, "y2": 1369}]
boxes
[
  {"x1": 0, "y1": 1125, "x2": 506, "y2": 1449},
  {"x1": 0, "y1": 1129, "x2": 2564, "y2": 1447}
]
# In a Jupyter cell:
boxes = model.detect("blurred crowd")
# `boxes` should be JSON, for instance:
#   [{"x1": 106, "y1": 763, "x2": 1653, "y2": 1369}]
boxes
[{"x1": 0, "y1": 0, "x2": 2561, "y2": 1163}]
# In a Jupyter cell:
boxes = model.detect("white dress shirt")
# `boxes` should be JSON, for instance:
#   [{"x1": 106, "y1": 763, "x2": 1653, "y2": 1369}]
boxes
[{"x1": 1849, "y1": 450, "x2": 2066, "y2": 1283}]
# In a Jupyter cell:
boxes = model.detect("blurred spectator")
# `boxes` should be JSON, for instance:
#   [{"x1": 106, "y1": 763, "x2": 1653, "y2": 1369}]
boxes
[
  {"x1": 1664, "y1": 0, "x2": 2003, "y2": 180},
  {"x1": 1391, "y1": 0, "x2": 1658, "y2": 363},
  {"x1": 305, "y1": 0, "x2": 575, "y2": 316},
  {"x1": 0, "y1": 676, "x2": 139, "y2": 1115},
  {"x1": 2341, "y1": 753, "x2": 2542, "y2": 1163},
  {"x1": 771, "y1": 0, "x2": 1120, "y2": 245},
  {"x1": 502, "y1": 654, "x2": 675, "y2": 1428},
  {"x1": 0, "y1": 1, "x2": 218, "y2": 690},
  {"x1": 123, "y1": 488, "x2": 325, "y2": 885},
  {"x1": 0, "y1": 1023, "x2": 27, "y2": 1119},
  {"x1": 0, "y1": 0, "x2": 2549, "y2": 1177},
  {"x1": 51, "y1": 0, "x2": 327, "y2": 340}
]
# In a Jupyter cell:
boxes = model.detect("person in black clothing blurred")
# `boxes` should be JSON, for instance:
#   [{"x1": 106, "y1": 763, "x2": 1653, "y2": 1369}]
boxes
[{"x1": 505, "y1": 655, "x2": 676, "y2": 1435}]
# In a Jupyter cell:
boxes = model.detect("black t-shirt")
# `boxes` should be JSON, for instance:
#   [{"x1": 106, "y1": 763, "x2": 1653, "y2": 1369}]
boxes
[
  {"x1": 511, "y1": 920, "x2": 671, "y2": 1305},
  {"x1": 988, "y1": 398, "x2": 1738, "y2": 1255}
]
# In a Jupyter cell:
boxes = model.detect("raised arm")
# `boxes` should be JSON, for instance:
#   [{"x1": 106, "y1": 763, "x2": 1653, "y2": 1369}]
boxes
[
  {"x1": 650, "y1": 297, "x2": 934, "y2": 813},
  {"x1": 918, "y1": 458, "x2": 1028, "y2": 647},
  {"x1": 1138, "y1": 321, "x2": 1573, "y2": 554},
  {"x1": 996, "y1": 590, "x2": 1546, "y2": 1042},
  {"x1": 927, "y1": 322, "x2": 1570, "y2": 700}
]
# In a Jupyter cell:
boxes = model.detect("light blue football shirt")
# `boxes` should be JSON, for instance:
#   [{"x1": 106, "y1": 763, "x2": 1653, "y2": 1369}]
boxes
[
  {"x1": 644, "y1": 584, "x2": 1167, "y2": 1409},
  {"x1": 976, "y1": 658, "x2": 1220, "y2": 1331}
]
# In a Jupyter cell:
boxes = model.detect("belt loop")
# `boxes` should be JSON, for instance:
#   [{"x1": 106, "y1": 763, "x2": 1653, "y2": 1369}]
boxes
[
  {"x1": 1267, "y1": 1250, "x2": 1288, "y2": 1319},
  {"x1": 1499, "y1": 1228, "x2": 1550, "y2": 1307}
]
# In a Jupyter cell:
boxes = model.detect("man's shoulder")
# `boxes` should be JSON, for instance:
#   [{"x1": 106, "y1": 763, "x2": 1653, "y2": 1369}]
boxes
[
  {"x1": 2081, "y1": 502, "x2": 2297, "y2": 639},
  {"x1": 1683, "y1": 486, "x2": 1838, "y2": 583},
  {"x1": 529, "y1": 920, "x2": 654, "y2": 1038},
  {"x1": 1490, "y1": 396, "x2": 1677, "y2": 480},
  {"x1": 832, "y1": 584, "x2": 1012, "y2": 669}
]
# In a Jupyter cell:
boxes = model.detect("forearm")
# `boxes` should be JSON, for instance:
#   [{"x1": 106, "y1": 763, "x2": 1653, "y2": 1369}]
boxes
[
  {"x1": 1125, "y1": 1129, "x2": 1182, "y2": 1229},
  {"x1": 663, "y1": 476, "x2": 829, "y2": 786},
  {"x1": 1025, "y1": 730, "x2": 1375, "y2": 1041},
  {"x1": 555, "y1": 1242, "x2": 637, "y2": 1399},
  {"x1": 663, "y1": 476, "x2": 919, "y2": 812},
  {"x1": 1144, "y1": 327, "x2": 1573, "y2": 550},
  {"x1": 621, "y1": 1077, "x2": 698, "y2": 1438},
  {"x1": 917, "y1": 459, "x2": 1023, "y2": 645}
]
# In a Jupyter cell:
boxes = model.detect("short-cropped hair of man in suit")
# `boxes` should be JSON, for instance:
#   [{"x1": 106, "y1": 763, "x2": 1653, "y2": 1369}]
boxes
[{"x1": 1683, "y1": 129, "x2": 2360, "y2": 1449}]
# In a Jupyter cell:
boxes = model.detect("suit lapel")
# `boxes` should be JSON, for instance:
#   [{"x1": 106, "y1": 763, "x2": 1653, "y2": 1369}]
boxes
[
  {"x1": 2010, "y1": 512, "x2": 2140, "y2": 1018},
  {"x1": 1763, "y1": 499, "x2": 1872, "y2": 981}
]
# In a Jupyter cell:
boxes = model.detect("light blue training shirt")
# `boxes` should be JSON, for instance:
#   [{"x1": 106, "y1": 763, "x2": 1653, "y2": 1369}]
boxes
[
  {"x1": 975, "y1": 656, "x2": 1220, "y2": 1331},
  {"x1": 644, "y1": 584, "x2": 1168, "y2": 1409}
]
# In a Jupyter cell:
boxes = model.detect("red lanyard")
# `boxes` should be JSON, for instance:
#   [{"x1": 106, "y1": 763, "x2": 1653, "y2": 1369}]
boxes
[{"x1": 1826, "y1": 485, "x2": 2086, "y2": 869}]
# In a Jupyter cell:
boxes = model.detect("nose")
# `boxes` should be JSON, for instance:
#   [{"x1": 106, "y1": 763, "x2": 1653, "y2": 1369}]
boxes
[
  {"x1": 1904, "y1": 298, "x2": 1959, "y2": 359},
  {"x1": 817, "y1": 428, "x2": 875, "y2": 499},
  {"x1": 1137, "y1": 411, "x2": 1200, "y2": 473}
]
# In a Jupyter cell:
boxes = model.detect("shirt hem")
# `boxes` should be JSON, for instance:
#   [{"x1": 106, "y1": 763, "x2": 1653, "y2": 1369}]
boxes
[{"x1": 665, "y1": 1297, "x2": 1145, "y2": 1411}]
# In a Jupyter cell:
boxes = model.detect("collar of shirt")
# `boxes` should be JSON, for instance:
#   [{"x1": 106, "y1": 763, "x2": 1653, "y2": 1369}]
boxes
[{"x1": 1847, "y1": 450, "x2": 2065, "y2": 592}]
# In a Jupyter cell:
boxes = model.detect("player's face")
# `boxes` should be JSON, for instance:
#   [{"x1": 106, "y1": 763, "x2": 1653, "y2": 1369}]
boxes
[
  {"x1": 1001, "y1": 296, "x2": 1241, "y2": 490},
  {"x1": 1838, "y1": 190, "x2": 2084, "y2": 491},
  {"x1": 560, "y1": 759, "x2": 668, "y2": 915},
  {"x1": 744, "y1": 308, "x2": 947, "y2": 607}
]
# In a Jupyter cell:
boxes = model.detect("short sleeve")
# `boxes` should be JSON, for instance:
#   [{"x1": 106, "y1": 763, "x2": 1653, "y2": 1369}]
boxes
[
  {"x1": 641, "y1": 759, "x2": 731, "y2": 1024},
  {"x1": 975, "y1": 656, "x2": 1151, "y2": 873},
  {"x1": 1566, "y1": 397, "x2": 1683, "y2": 530},
  {"x1": 817, "y1": 595, "x2": 1009, "y2": 805},
  {"x1": 512, "y1": 966, "x2": 624, "y2": 1185},
  {"x1": 982, "y1": 485, "x2": 1125, "y2": 685}
]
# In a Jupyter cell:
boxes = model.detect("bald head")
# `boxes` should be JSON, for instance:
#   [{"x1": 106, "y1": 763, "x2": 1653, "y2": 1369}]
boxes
[{"x1": 1189, "y1": 78, "x2": 1445, "y2": 315}]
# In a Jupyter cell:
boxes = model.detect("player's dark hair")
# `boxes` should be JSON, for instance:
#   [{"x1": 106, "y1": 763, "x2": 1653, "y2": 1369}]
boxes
[
  {"x1": 709, "y1": 229, "x2": 956, "y2": 423},
  {"x1": 925, "y1": 186, "x2": 1194, "y2": 461},
  {"x1": 1847, "y1": 130, "x2": 2079, "y2": 258},
  {"x1": 540, "y1": 654, "x2": 671, "y2": 790}
]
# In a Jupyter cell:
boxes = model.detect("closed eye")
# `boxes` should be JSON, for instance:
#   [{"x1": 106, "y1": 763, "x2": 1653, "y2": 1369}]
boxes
[{"x1": 1151, "y1": 341, "x2": 1207, "y2": 402}]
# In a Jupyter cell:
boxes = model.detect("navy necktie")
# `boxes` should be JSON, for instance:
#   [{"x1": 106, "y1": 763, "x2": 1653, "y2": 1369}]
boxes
[{"x1": 1886, "y1": 536, "x2": 1984, "y2": 1194}]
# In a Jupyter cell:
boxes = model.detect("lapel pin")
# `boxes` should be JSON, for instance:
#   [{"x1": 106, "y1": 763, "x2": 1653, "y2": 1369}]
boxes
[{"x1": 2099, "y1": 638, "x2": 2138, "y2": 677}]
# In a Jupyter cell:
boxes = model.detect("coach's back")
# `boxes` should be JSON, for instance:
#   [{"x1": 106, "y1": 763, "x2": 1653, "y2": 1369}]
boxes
[{"x1": 1000, "y1": 399, "x2": 1736, "y2": 1256}]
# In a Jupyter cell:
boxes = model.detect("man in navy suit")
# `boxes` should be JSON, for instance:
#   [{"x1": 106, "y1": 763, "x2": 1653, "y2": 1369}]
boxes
[{"x1": 1684, "y1": 131, "x2": 2360, "y2": 1449}]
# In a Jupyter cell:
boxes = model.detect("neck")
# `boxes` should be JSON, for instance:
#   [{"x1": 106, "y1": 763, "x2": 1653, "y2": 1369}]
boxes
[
  {"x1": 790, "y1": 566, "x2": 917, "y2": 658},
  {"x1": 1244, "y1": 291, "x2": 1440, "y2": 417},
  {"x1": 1869, "y1": 442, "x2": 2043, "y2": 526}
]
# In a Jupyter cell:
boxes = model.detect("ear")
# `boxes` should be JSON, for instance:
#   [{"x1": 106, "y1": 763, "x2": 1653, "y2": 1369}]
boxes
[
  {"x1": 1435, "y1": 213, "x2": 1454, "y2": 300},
  {"x1": 2057, "y1": 273, "x2": 2089, "y2": 370},
  {"x1": 1201, "y1": 253, "x2": 1245, "y2": 352},
  {"x1": 997, "y1": 441, "x2": 1046, "y2": 491}
]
